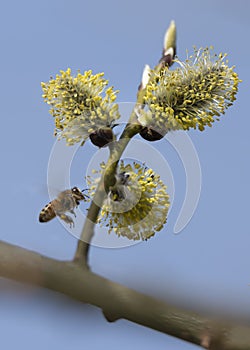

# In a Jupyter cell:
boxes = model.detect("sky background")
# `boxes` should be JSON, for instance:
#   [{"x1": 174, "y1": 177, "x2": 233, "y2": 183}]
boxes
[{"x1": 0, "y1": 0, "x2": 249, "y2": 349}]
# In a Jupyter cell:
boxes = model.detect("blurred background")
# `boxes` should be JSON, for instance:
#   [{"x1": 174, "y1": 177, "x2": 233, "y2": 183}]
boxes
[{"x1": 0, "y1": 0, "x2": 249, "y2": 349}]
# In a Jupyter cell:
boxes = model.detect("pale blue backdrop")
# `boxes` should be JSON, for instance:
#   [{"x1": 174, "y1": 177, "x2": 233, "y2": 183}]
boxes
[{"x1": 0, "y1": 0, "x2": 249, "y2": 349}]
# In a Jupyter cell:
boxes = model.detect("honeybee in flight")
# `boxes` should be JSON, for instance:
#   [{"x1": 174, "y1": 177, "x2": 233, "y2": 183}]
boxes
[{"x1": 39, "y1": 187, "x2": 89, "y2": 227}]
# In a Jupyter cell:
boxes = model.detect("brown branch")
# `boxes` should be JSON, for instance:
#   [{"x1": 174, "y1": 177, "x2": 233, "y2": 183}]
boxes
[{"x1": 1, "y1": 240, "x2": 250, "y2": 350}]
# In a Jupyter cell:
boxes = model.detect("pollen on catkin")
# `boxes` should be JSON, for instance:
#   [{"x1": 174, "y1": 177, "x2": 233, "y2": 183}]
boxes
[
  {"x1": 138, "y1": 47, "x2": 241, "y2": 135},
  {"x1": 86, "y1": 161, "x2": 170, "y2": 241},
  {"x1": 41, "y1": 69, "x2": 120, "y2": 145}
]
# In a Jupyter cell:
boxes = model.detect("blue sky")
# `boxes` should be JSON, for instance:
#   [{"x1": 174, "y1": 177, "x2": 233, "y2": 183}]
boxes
[{"x1": 0, "y1": 0, "x2": 249, "y2": 349}]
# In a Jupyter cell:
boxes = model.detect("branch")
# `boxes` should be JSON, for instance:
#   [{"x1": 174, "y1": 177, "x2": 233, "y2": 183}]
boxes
[{"x1": 1, "y1": 240, "x2": 250, "y2": 350}]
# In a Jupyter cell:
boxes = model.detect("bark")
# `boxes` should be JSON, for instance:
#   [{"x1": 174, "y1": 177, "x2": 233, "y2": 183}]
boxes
[{"x1": 1, "y1": 240, "x2": 250, "y2": 350}]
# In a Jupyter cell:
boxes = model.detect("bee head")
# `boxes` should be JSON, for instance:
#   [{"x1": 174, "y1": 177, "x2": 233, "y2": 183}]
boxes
[
  {"x1": 71, "y1": 187, "x2": 86, "y2": 201},
  {"x1": 116, "y1": 172, "x2": 130, "y2": 186}
]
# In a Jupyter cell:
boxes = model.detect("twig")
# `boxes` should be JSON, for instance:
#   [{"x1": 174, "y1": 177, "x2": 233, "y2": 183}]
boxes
[{"x1": 73, "y1": 116, "x2": 142, "y2": 266}]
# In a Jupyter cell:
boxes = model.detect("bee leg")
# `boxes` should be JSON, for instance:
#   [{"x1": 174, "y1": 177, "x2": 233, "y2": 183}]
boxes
[
  {"x1": 69, "y1": 209, "x2": 76, "y2": 217},
  {"x1": 59, "y1": 214, "x2": 75, "y2": 228}
]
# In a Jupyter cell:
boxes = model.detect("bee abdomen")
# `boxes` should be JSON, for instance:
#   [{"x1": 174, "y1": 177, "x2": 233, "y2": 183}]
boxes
[{"x1": 39, "y1": 203, "x2": 56, "y2": 223}]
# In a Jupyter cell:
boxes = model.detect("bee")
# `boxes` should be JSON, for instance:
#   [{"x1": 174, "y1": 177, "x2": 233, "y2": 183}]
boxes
[
  {"x1": 108, "y1": 172, "x2": 131, "y2": 202},
  {"x1": 39, "y1": 187, "x2": 88, "y2": 227}
]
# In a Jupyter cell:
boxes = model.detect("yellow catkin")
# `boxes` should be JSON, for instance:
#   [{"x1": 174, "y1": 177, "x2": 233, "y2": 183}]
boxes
[
  {"x1": 87, "y1": 161, "x2": 170, "y2": 241},
  {"x1": 41, "y1": 69, "x2": 120, "y2": 145},
  {"x1": 138, "y1": 47, "x2": 241, "y2": 136}
]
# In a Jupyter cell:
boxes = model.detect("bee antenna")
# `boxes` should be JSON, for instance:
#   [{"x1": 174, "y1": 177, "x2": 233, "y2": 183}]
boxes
[
  {"x1": 81, "y1": 188, "x2": 89, "y2": 192},
  {"x1": 111, "y1": 123, "x2": 119, "y2": 129}
]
